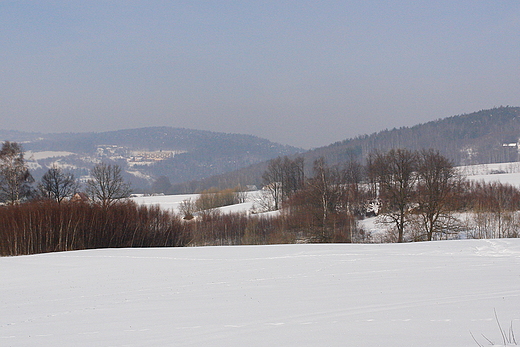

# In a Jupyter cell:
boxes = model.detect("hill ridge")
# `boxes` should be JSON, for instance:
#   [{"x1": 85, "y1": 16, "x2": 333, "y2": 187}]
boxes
[
  {"x1": 178, "y1": 106, "x2": 520, "y2": 192},
  {"x1": 0, "y1": 126, "x2": 302, "y2": 192}
]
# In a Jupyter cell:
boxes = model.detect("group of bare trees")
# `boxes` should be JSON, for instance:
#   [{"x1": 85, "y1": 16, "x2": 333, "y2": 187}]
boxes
[
  {"x1": 262, "y1": 150, "x2": 463, "y2": 243},
  {"x1": 0, "y1": 142, "x2": 161, "y2": 256},
  {"x1": 0, "y1": 141, "x2": 131, "y2": 207},
  {"x1": 41, "y1": 162, "x2": 131, "y2": 208},
  {"x1": 261, "y1": 155, "x2": 366, "y2": 242},
  {"x1": 261, "y1": 156, "x2": 304, "y2": 210},
  {"x1": 261, "y1": 149, "x2": 520, "y2": 243},
  {"x1": 368, "y1": 149, "x2": 460, "y2": 242},
  {"x1": 462, "y1": 181, "x2": 520, "y2": 239},
  {"x1": 0, "y1": 200, "x2": 191, "y2": 256}
]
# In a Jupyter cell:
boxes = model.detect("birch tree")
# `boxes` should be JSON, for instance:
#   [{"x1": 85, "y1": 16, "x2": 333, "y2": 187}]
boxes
[{"x1": 0, "y1": 141, "x2": 33, "y2": 204}]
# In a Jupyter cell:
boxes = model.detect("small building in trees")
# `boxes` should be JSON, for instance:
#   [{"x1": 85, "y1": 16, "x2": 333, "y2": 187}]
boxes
[{"x1": 71, "y1": 192, "x2": 89, "y2": 203}]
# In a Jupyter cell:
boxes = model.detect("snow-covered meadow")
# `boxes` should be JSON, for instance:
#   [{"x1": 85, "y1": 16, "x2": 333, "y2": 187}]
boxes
[
  {"x1": 3, "y1": 162, "x2": 520, "y2": 346},
  {"x1": 2, "y1": 240, "x2": 520, "y2": 347},
  {"x1": 132, "y1": 193, "x2": 200, "y2": 214},
  {"x1": 131, "y1": 191, "x2": 269, "y2": 216},
  {"x1": 462, "y1": 162, "x2": 520, "y2": 187}
]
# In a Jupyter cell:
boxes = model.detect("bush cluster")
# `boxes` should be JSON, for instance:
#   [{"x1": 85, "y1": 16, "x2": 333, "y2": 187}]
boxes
[
  {"x1": 0, "y1": 200, "x2": 190, "y2": 256},
  {"x1": 194, "y1": 187, "x2": 244, "y2": 211},
  {"x1": 188, "y1": 212, "x2": 291, "y2": 246}
]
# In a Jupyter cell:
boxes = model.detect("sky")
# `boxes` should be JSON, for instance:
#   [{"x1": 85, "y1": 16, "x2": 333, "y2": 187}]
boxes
[{"x1": 1, "y1": 1, "x2": 519, "y2": 149}]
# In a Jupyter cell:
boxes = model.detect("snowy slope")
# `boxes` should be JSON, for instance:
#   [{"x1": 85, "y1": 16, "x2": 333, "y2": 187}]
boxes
[
  {"x1": 2, "y1": 240, "x2": 520, "y2": 346},
  {"x1": 462, "y1": 162, "x2": 520, "y2": 187},
  {"x1": 131, "y1": 191, "x2": 265, "y2": 215},
  {"x1": 132, "y1": 194, "x2": 199, "y2": 213}
]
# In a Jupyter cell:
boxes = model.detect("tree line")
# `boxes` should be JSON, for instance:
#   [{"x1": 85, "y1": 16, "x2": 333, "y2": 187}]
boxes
[{"x1": 0, "y1": 141, "x2": 131, "y2": 207}]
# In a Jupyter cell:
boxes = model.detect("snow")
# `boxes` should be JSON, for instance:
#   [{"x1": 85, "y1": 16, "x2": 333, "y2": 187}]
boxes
[
  {"x1": 131, "y1": 194, "x2": 199, "y2": 213},
  {"x1": 461, "y1": 162, "x2": 520, "y2": 187},
  {"x1": 126, "y1": 170, "x2": 153, "y2": 180},
  {"x1": 25, "y1": 151, "x2": 75, "y2": 160},
  {"x1": 467, "y1": 172, "x2": 520, "y2": 187},
  {"x1": 131, "y1": 191, "x2": 266, "y2": 215},
  {"x1": 216, "y1": 201, "x2": 255, "y2": 214},
  {"x1": 2, "y1": 240, "x2": 520, "y2": 346},
  {"x1": 460, "y1": 162, "x2": 520, "y2": 176}
]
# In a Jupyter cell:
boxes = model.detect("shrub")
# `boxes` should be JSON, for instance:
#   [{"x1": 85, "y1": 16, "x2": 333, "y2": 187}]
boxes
[
  {"x1": 0, "y1": 200, "x2": 190, "y2": 256},
  {"x1": 194, "y1": 187, "x2": 243, "y2": 212},
  {"x1": 188, "y1": 212, "x2": 293, "y2": 246}
]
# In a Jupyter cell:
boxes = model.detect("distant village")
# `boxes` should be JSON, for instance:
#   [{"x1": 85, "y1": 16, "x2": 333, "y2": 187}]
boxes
[{"x1": 95, "y1": 145, "x2": 186, "y2": 166}]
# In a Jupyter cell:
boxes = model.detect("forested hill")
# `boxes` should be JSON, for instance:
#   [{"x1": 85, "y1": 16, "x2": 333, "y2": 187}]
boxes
[
  {"x1": 0, "y1": 127, "x2": 302, "y2": 192},
  {"x1": 16, "y1": 127, "x2": 300, "y2": 157},
  {"x1": 176, "y1": 106, "x2": 520, "y2": 192},
  {"x1": 311, "y1": 106, "x2": 520, "y2": 166}
]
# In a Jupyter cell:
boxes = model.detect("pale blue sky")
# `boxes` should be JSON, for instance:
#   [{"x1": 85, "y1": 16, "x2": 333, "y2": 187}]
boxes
[{"x1": 1, "y1": 1, "x2": 519, "y2": 148}]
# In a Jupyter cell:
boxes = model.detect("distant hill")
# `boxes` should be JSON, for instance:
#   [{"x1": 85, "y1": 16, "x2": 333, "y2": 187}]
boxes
[
  {"x1": 0, "y1": 127, "x2": 302, "y2": 192},
  {"x1": 179, "y1": 106, "x2": 520, "y2": 192},
  {"x1": 4, "y1": 107, "x2": 519, "y2": 194},
  {"x1": 318, "y1": 106, "x2": 520, "y2": 166},
  {"x1": 0, "y1": 130, "x2": 42, "y2": 142}
]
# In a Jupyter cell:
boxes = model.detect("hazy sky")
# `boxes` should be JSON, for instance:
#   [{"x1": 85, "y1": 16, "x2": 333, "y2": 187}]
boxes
[{"x1": 1, "y1": 1, "x2": 519, "y2": 148}]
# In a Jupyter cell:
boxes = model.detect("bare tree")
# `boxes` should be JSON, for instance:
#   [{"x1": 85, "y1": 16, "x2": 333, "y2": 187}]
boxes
[
  {"x1": 368, "y1": 149, "x2": 417, "y2": 243},
  {"x1": 0, "y1": 141, "x2": 34, "y2": 204},
  {"x1": 304, "y1": 158, "x2": 352, "y2": 240},
  {"x1": 38, "y1": 165, "x2": 78, "y2": 203},
  {"x1": 178, "y1": 198, "x2": 196, "y2": 220},
  {"x1": 342, "y1": 157, "x2": 366, "y2": 216},
  {"x1": 415, "y1": 149, "x2": 459, "y2": 241},
  {"x1": 86, "y1": 163, "x2": 131, "y2": 209},
  {"x1": 262, "y1": 156, "x2": 304, "y2": 210},
  {"x1": 281, "y1": 156, "x2": 305, "y2": 198},
  {"x1": 262, "y1": 157, "x2": 284, "y2": 210},
  {"x1": 284, "y1": 157, "x2": 358, "y2": 242},
  {"x1": 307, "y1": 158, "x2": 339, "y2": 228}
]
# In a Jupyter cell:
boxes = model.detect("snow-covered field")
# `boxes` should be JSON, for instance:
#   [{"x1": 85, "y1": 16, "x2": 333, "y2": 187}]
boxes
[
  {"x1": 463, "y1": 162, "x2": 520, "y2": 187},
  {"x1": 2, "y1": 240, "x2": 520, "y2": 346},
  {"x1": 132, "y1": 194, "x2": 199, "y2": 213},
  {"x1": 3, "y1": 162, "x2": 520, "y2": 346},
  {"x1": 25, "y1": 151, "x2": 75, "y2": 160},
  {"x1": 131, "y1": 191, "x2": 265, "y2": 215}
]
